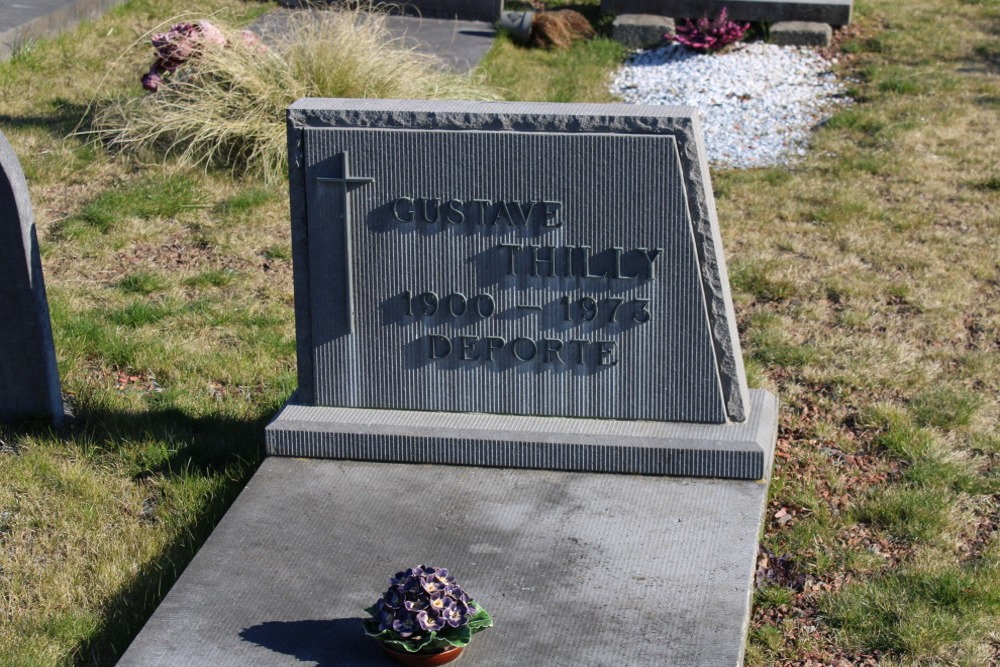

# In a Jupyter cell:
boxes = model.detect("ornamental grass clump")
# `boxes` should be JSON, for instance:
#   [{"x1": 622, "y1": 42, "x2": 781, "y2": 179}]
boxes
[
  {"x1": 669, "y1": 8, "x2": 749, "y2": 53},
  {"x1": 363, "y1": 565, "x2": 493, "y2": 654},
  {"x1": 91, "y1": 8, "x2": 498, "y2": 183}
]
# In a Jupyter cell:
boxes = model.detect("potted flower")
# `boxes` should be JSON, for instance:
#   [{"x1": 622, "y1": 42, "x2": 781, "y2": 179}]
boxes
[{"x1": 363, "y1": 565, "x2": 493, "y2": 665}]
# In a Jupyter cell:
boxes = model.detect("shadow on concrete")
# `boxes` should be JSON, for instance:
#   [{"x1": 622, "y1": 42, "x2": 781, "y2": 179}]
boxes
[{"x1": 240, "y1": 618, "x2": 388, "y2": 665}]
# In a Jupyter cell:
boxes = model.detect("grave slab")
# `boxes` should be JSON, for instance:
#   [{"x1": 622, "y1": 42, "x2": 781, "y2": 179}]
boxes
[
  {"x1": 118, "y1": 454, "x2": 772, "y2": 666},
  {"x1": 601, "y1": 0, "x2": 852, "y2": 26},
  {"x1": 770, "y1": 20, "x2": 832, "y2": 47},
  {"x1": 0, "y1": 128, "x2": 64, "y2": 425}
]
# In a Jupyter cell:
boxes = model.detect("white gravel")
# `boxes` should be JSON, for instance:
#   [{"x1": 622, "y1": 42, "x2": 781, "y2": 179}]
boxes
[{"x1": 610, "y1": 42, "x2": 850, "y2": 169}]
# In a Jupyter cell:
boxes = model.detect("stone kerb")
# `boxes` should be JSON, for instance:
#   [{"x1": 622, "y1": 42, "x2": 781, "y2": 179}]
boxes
[
  {"x1": 0, "y1": 129, "x2": 64, "y2": 425},
  {"x1": 277, "y1": 0, "x2": 504, "y2": 22}
]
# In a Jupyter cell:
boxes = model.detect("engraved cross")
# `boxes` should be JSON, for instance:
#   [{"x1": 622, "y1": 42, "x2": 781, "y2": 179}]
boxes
[{"x1": 316, "y1": 151, "x2": 374, "y2": 335}]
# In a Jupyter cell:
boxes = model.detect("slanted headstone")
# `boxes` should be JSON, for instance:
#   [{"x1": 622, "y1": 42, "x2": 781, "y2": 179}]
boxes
[
  {"x1": 268, "y1": 99, "x2": 775, "y2": 479},
  {"x1": 601, "y1": 0, "x2": 853, "y2": 26},
  {"x1": 119, "y1": 100, "x2": 778, "y2": 666},
  {"x1": 0, "y1": 129, "x2": 63, "y2": 425}
]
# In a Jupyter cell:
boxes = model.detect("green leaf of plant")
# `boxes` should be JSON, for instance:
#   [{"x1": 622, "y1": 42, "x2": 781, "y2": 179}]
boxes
[
  {"x1": 439, "y1": 624, "x2": 473, "y2": 647},
  {"x1": 362, "y1": 618, "x2": 383, "y2": 637},
  {"x1": 466, "y1": 602, "x2": 494, "y2": 633},
  {"x1": 377, "y1": 631, "x2": 438, "y2": 653}
]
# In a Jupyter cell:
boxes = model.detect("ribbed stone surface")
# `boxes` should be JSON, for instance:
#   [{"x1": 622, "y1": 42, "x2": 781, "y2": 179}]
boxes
[
  {"x1": 288, "y1": 99, "x2": 749, "y2": 424},
  {"x1": 0, "y1": 129, "x2": 63, "y2": 424},
  {"x1": 267, "y1": 389, "x2": 777, "y2": 479},
  {"x1": 118, "y1": 456, "x2": 772, "y2": 666}
]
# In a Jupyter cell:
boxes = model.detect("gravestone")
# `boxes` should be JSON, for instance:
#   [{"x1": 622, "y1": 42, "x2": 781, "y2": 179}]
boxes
[
  {"x1": 601, "y1": 0, "x2": 853, "y2": 26},
  {"x1": 119, "y1": 100, "x2": 777, "y2": 666},
  {"x1": 0, "y1": 128, "x2": 63, "y2": 425},
  {"x1": 267, "y1": 99, "x2": 774, "y2": 479}
]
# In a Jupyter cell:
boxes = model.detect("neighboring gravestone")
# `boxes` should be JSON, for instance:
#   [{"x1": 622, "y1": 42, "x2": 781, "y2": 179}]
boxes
[
  {"x1": 267, "y1": 99, "x2": 776, "y2": 479},
  {"x1": 601, "y1": 0, "x2": 853, "y2": 26},
  {"x1": 0, "y1": 128, "x2": 63, "y2": 425}
]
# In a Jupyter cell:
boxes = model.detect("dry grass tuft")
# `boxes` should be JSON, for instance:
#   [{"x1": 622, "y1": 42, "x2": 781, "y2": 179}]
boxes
[
  {"x1": 91, "y1": 7, "x2": 498, "y2": 183},
  {"x1": 530, "y1": 10, "x2": 596, "y2": 50}
]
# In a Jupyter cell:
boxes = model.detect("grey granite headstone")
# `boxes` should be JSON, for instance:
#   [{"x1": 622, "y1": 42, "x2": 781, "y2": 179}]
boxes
[
  {"x1": 0, "y1": 128, "x2": 63, "y2": 425},
  {"x1": 601, "y1": 0, "x2": 852, "y2": 26},
  {"x1": 268, "y1": 98, "x2": 776, "y2": 479}
]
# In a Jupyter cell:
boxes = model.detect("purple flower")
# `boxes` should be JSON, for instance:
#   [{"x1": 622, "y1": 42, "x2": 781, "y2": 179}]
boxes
[
  {"x1": 392, "y1": 615, "x2": 419, "y2": 638},
  {"x1": 374, "y1": 600, "x2": 395, "y2": 631},
  {"x1": 152, "y1": 23, "x2": 200, "y2": 69},
  {"x1": 403, "y1": 596, "x2": 429, "y2": 612},
  {"x1": 416, "y1": 610, "x2": 446, "y2": 632},
  {"x1": 141, "y1": 67, "x2": 164, "y2": 92},
  {"x1": 440, "y1": 598, "x2": 469, "y2": 628},
  {"x1": 383, "y1": 587, "x2": 405, "y2": 608},
  {"x1": 669, "y1": 7, "x2": 749, "y2": 53},
  {"x1": 420, "y1": 577, "x2": 443, "y2": 594}
]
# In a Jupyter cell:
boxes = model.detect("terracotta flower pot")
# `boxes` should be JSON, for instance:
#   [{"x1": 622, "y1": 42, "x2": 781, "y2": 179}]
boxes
[{"x1": 381, "y1": 644, "x2": 463, "y2": 666}]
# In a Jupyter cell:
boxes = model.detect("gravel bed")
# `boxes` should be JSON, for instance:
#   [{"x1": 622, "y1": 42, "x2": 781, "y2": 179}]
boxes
[{"x1": 610, "y1": 42, "x2": 850, "y2": 169}]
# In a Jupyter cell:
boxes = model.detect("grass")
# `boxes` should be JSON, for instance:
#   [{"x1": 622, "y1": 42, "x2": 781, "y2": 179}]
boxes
[
  {"x1": 90, "y1": 5, "x2": 498, "y2": 183},
  {"x1": 0, "y1": 0, "x2": 997, "y2": 664}
]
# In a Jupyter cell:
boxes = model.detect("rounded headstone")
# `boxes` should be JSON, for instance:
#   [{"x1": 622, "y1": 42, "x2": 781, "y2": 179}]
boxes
[{"x1": 0, "y1": 128, "x2": 64, "y2": 425}]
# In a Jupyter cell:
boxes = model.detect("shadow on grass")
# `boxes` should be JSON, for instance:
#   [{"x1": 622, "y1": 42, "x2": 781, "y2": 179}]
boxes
[
  {"x1": 240, "y1": 618, "x2": 386, "y2": 665},
  {"x1": 0, "y1": 98, "x2": 93, "y2": 137},
  {"x1": 67, "y1": 404, "x2": 275, "y2": 666}
]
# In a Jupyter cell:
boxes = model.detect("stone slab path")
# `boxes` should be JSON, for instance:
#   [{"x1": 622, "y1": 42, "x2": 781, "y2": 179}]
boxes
[
  {"x1": 0, "y1": 0, "x2": 125, "y2": 60},
  {"x1": 0, "y1": 2, "x2": 497, "y2": 72},
  {"x1": 251, "y1": 9, "x2": 497, "y2": 73}
]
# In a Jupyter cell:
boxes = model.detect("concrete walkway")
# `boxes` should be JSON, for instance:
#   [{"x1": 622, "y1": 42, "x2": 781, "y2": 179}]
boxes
[
  {"x1": 0, "y1": 0, "x2": 126, "y2": 61},
  {"x1": 251, "y1": 9, "x2": 497, "y2": 73},
  {"x1": 0, "y1": 2, "x2": 497, "y2": 71}
]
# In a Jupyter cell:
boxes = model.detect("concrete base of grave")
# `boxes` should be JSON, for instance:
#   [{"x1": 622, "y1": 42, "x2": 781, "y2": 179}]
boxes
[
  {"x1": 118, "y1": 450, "x2": 773, "y2": 666},
  {"x1": 266, "y1": 389, "x2": 777, "y2": 481},
  {"x1": 770, "y1": 21, "x2": 832, "y2": 47},
  {"x1": 612, "y1": 13, "x2": 676, "y2": 49}
]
